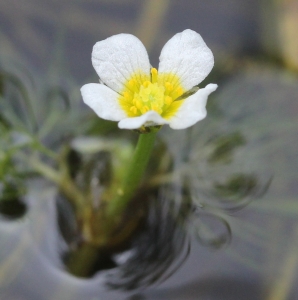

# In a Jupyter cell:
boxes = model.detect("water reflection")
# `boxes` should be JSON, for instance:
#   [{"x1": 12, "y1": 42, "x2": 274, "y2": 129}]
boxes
[
  {"x1": 0, "y1": 63, "x2": 275, "y2": 299},
  {"x1": 207, "y1": 132, "x2": 246, "y2": 164},
  {"x1": 191, "y1": 211, "x2": 232, "y2": 249}
]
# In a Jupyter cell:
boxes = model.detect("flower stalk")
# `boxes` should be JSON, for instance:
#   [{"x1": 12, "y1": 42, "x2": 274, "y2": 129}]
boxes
[{"x1": 106, "y1": 130, "x2": 157, "y2": 218}]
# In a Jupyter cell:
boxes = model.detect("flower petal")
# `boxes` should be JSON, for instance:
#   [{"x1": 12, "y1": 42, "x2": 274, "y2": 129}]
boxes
[
  {"x1": 92, "y1": 34, "x2": 151, "y2": 93},
  {"x1": 118, "y1": 111, "x2": 169, "y2": 129},
  {"x1": 158, "y1": 29, "x2": 214, "y2": 91},
  {"x1": 81, "y1": 83, "x2": 126, "y2": 121},
  {"x1": 168, "y1": 84, "x2": 218, "y2": 129}
]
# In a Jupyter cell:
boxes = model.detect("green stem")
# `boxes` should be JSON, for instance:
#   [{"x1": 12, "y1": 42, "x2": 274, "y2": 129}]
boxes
[
  {"x1": 21, "y1": 152, "x2": 85, "y2": 210},
  {"x1": 32, "y1": 137, "x2": 58, "y2": 160},
  {"x1": 106, "y1": 131, "x2": 157, "y2": 217},
  {"x1": 66, "y1": 243, "x2": 99, "y2": 277}
]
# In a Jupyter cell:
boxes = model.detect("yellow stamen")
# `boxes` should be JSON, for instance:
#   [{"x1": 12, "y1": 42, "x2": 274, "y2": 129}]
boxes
[
  {"x1": 136, "y1": 100, "x2": 143, "y2": 109},
  {"x1": 165, "y1": 82, "x2": 173, "y2": 91},
  {"x1": 128, "y1": 79, "x2": 138, "y2": 92},
  {"x1": 130, "y1": 106, "x2": 137, "y2": 115},
  {"x1": 151, "y1": 68, "x2": 158, "y2": 83},
  {"x1": 151, "y1": 103, "x2": 162, "y2": 114},
  {"x1": 123, "y1": 91, "x2": 130, "y2": 99},
  {"x1": 141, "y1": 105, "x2": 150, "y2": 114},
  {"x1": 172, "y1": 86, "x2": 184, "y2": 99},
  {"x1": 143, "y1": 81, "x2": 151, "y2": 88},
  {"x1": 165, "y1": 96, "x2": 173, "y2": 105},
  {"x1": 128, "y1": 79, "x2": 136, "y2": 86}
]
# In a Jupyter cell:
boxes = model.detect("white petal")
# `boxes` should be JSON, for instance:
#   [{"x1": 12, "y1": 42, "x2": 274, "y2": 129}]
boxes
[
  {"x1": 81, "y1": 83, "x2": 126, "y2": 121},
  {"x1": 92, "y1": 34, "x2": 151, "y2": 93},
  {"x1": 158, "y1": 29, "x2": 214, "y2": 91},
  {"x1": 118, "y1": 111, "x2": 169, "y2": 129},
  {"x1": 169, "y1": 84, "x2": 218, "y2": 130}
]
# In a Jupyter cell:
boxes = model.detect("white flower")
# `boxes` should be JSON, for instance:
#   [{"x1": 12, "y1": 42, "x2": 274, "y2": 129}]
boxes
[{"x1": 81, "y1": 29, "x2": 217, "y2": 130}]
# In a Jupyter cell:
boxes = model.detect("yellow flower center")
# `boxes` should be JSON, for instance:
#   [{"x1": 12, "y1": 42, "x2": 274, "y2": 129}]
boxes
[{"x1": 119, "y1": 68, "x2": 185, "y2": 119}]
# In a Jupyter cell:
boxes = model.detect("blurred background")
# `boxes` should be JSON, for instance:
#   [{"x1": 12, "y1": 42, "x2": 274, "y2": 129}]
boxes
[{"x1": 0, "y1": 0, "x2": 297, "y2": 299}]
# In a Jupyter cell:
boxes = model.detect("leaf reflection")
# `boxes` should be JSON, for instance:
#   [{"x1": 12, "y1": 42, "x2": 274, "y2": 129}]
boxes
[
  {"x1": 105, "y1": 185, "x2": 190, "y2": 290},
  {"x1": 0, "y1": 70, "x2": 38, "y2": 133},
  {"x1": 211, "y1": 173, "x2": 272, "y2": 212},
  {"x1": 207, "y1": 132, "x2": 246, "y2": 164},
  {"x1": 191, "y1": 209, "x2": 232, "y2": 249}
]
